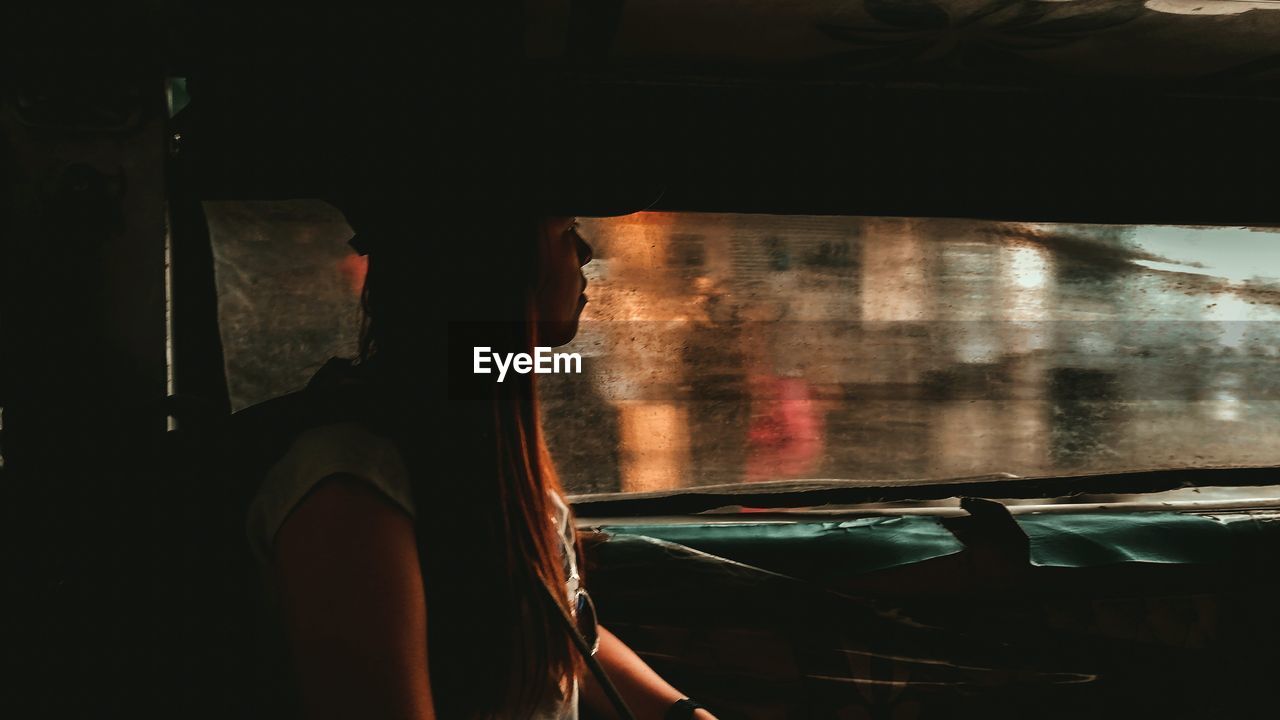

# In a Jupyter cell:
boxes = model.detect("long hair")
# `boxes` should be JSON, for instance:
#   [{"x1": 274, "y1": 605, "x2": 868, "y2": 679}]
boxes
[{"x1": 350, "y1": 194, "x2": 578, "y2": 718}]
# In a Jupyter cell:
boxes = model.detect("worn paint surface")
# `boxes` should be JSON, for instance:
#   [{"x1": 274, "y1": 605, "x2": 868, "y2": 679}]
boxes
[{"x1": 584, "y1": 510, "x2": 1280, "y2": 719}]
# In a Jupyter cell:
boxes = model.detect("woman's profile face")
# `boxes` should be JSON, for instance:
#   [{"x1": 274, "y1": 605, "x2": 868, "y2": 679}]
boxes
[{"x1": 534, "y1": 215, "x2": 594, "y2": 347}]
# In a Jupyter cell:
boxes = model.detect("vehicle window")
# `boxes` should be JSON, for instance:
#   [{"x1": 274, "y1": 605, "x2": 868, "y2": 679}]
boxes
[
  {"x1": 205, "y1": 200, "x2": 364, "y2": 409},
  {"x1": 208, "y1": 203, "x2": 1280, "y2": 496}
]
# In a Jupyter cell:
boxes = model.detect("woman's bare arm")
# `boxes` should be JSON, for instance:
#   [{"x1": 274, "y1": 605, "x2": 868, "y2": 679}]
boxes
[
  {"x1": 274, "y1": 475, "x2": 435, "y2": 720},
  {"x1": 580, "y1": 626, "x2": 717, "y2": 720}
]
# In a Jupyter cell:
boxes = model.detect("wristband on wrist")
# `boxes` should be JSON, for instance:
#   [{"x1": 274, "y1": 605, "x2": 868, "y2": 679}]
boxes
[{"x1": 665, "y1": 698, "x2": 710, "y2": 720}]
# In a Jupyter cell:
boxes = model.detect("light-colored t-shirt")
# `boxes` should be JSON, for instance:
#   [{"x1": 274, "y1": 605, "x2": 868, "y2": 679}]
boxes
[{"x1": 247, "y1": 421, "x2": 580, "y2": 720}]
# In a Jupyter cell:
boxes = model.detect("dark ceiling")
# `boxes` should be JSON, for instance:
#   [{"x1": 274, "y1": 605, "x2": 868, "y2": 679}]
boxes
[{"x1": 5, "y1": 2, "x2": 1280, "y2": 224}]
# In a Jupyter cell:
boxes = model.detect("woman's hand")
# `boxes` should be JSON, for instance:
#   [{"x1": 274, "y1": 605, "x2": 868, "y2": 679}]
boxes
[{"x1": 579, "y1": 626, "x2": 720, "y2": 720}]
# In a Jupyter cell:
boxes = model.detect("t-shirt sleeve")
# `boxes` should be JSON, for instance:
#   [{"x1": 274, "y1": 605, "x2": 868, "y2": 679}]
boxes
[{"x1": 247, "y1": 422, "x2": 416, "y2": 563}]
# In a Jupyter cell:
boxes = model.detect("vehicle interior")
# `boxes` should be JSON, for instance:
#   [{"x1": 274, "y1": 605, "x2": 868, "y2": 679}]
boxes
[{"x1": 5, "y1": 2, "x2": 1280, "y2": 718}]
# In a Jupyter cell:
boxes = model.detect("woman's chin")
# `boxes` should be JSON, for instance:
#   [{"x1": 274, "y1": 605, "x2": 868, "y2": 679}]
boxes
[{"x1": 537, "y1": 318, "x2": 580, "y2": 348}]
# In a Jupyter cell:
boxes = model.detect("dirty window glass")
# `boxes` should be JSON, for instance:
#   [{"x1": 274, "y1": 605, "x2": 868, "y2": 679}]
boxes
[
  {"x1": 205, "y1": 200, "x2": 364, "y2": 408},
  {"x1": 208, "y1": 205, "x2": 1280, "y2": 495}
]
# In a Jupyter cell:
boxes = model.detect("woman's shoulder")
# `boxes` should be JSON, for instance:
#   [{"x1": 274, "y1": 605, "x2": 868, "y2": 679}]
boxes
[{"x1": 247, "y1": 421, "x2": 415, "y2": 562}]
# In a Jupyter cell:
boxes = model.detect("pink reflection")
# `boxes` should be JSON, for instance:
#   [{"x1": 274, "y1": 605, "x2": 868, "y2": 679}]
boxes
[
  {"x1": 338, "y1": 253, "x2": 368, "y2": 296},
  {"x1": 744, "y1": 375, "x2": 825, "y2": 483}
]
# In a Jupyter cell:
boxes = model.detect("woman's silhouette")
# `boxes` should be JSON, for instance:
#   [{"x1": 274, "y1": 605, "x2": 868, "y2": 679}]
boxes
[{"x1": 246, "y1": 182, "x2": 716, "y2": 720}]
